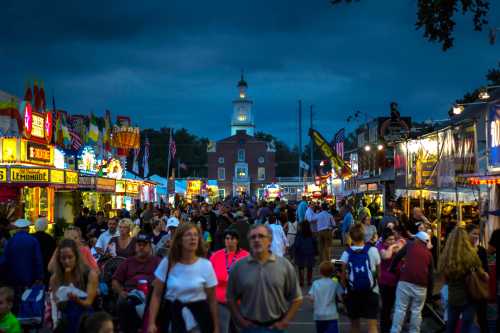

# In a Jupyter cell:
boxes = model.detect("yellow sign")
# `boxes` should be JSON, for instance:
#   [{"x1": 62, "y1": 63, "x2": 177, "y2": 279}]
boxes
[
  {"x1": 20, "y1": 140, "x2": 54, "y2": 166},
  {"x1": 50, "y1": 169, "x2": 65, "y2": 184},
  {"x1": 126, "y1": 181, "x2": 140, "y2": 194},
  {"x1": 2, "y1": 138, "x2": 18, "y2": 162},
  {"x1": 187, "y1": 180, "x2": 202, "y2": 195},
  {"x1": 65, "y1": 171, "x2": 78, "y2": 185},
  {"x1": 10, "y1": 168, "x2": 49, "y2": 182},
  {"x1": 116, "y1": 180, "x2": 126, "y2": 193},
  {"x1": 0, "y1": 168, "x2": 6, "y2": 182},
  {"x1": 31, "y1": 113, "x2": 45, "y2": 139}
]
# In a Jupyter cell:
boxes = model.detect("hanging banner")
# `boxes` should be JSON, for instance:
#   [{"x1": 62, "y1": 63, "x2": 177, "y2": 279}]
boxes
[
  {"x1": 489, "y1": 104, "x2": 500, "y2": 170},
  {"x1": 309, "y1": 128, "x2": 351, "y2": 178}
]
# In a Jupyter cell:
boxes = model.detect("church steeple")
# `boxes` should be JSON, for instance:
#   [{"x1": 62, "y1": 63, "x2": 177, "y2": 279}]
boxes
[
  {"x1": 237, "y1": 70, "x2": 247, "y2": 99},
  {"x1": 231, "y1": 71, "x2": 254, "y2": 136}
]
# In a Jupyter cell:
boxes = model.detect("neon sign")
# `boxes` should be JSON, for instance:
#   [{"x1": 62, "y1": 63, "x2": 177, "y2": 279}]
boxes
[{"x1": 22, "y1": 101, "x2": 52, "y2": 144}]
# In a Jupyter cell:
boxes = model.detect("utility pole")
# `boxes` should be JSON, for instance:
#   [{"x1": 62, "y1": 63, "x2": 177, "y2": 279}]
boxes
[
  {"x1": 298, "y1": 100, "x2": 302, "y2": 179},
  {"x1": 310, "y1": 105, "x2": 314, "y2": 179}
]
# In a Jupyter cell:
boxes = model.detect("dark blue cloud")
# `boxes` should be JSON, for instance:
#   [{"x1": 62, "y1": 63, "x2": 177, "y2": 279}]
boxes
[{"x1": 0, "y1": 0, "x2": 498, "y2": 145}]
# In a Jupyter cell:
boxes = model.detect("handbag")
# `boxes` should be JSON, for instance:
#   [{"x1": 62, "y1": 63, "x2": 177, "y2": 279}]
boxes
[{"x1": 465, "y1": 267, "x2": 489, "y2": 301}]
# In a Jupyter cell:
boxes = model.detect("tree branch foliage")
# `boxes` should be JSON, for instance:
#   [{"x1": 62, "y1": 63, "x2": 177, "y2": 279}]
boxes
[{"x1": 331, "y1": 0, "x2": 490, "y2": 50}]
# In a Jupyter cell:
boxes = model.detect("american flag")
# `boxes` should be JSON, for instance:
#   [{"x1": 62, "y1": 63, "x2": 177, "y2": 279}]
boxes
[
  {"x1": 143, "y1": 137, "x2": 150, "y2": 177},
  {"x1": 333, "y1": 128, "x2": 345, "y2": 159},
  {"x1": 169, "y1": 129, "x2": 176, "y2": 158},
  {"x1": 70, "y1": 129, "x2": 83, "y2": 150}
]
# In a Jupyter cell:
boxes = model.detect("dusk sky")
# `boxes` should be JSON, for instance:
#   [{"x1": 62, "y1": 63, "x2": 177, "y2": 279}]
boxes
[{"x1": 1, "y1": 0, "x2": 499, "y2": 145}]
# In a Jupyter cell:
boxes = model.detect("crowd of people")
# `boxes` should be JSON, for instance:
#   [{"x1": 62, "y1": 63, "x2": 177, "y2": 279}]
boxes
[{"x1": 0, "y1": 196, "x2": 498, "y2": 333}]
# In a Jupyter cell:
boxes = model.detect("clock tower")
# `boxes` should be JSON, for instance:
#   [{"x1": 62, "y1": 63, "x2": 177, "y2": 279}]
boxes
[{"x1": 231, "y1": 73, "x2": 255, "y2": 136}]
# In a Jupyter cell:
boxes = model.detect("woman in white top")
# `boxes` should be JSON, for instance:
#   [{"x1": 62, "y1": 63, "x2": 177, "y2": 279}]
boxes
[
  {"x1": 283, "y1": 210, "x2": 298, "y2": 249},
  {"x1": 147, "y1": 223, "x2": 219, "y2": 333},
  {"x1": 266, "y1": 214, "x2": 289, "y2": 257}
]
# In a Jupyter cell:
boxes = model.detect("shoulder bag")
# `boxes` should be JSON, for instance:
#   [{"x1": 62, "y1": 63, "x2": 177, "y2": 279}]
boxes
[{"x1": 466, "y1": 266, "x2": 489, "y2": 301}]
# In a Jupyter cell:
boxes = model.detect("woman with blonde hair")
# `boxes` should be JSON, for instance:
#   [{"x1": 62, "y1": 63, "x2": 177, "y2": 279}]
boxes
[
  {"x1": 108, "y1": 218, "x2": 136, "y2": 258},
  {"x1": 147, "y1": 223, "x2": 218, "y2": 333},
  {"x1": 438, "y1": 226, "x2": 488, "y2": 333}
]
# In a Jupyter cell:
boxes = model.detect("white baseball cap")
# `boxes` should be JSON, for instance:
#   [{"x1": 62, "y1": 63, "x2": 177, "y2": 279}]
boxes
[
  {"x1": 415, "y1": 231, "x2": 430, "y2": 243},
  {"x1": 14, "y1": 219, "x2": 31, "y2": 228},
  {"x1": 166, "y1": 216, "x2": 180, "y2": 228}
]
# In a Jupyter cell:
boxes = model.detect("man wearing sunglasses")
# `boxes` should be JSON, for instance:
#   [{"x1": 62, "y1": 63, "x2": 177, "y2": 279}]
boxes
[{"x1": 227, "y1": 224, "x2": 302, "y2": 332}]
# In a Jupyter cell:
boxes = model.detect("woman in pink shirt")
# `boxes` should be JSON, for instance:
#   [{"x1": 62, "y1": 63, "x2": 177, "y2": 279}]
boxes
[
  {"x1": 210, "y1": 229, "x2": 249, "y2": 333},
  {"x1": 377, "y1": 227, "x2": 403, "y2": 333}
]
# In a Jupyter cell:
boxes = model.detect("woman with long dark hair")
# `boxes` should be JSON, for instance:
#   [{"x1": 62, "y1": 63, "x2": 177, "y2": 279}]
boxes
[
  {"x1": 147, "y1": 223, "x2": 219, "y2": 333},
  {"x1": 210, "y1": 229, "x2": 249, "y2": 333},
  {"x1": 293, "y1": 220, "x2": 318, "y2": 286},
  {"x1": 50, "y1": 239, "x2": 98, "y2": 333}
]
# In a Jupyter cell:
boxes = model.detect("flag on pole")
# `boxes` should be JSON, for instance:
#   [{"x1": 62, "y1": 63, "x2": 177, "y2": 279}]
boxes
[
  {"x1": 332, "y1": 128, "x2": 345, "y2": 159},
  {"x1": 87, "y1": 114, "x2": 100, "y2": 143},
  {"x1": 299, "y1": 160, "x2": 310, "y2": 171},
  {"x1": 103, "y1": 110, "x2": 112, "y2": 151},
  {"x1": 70, "y1": 128, "x2": 83, "y2": 150},
  {"x1": 132, "y1": 148, "x2": 140, "y2": 174},
  {"x1": 143, "y1": 137, "x2": 150, "y2": 177},
  {"x1": 169, "y1": 130, "x2": 176, "y2": 159}
]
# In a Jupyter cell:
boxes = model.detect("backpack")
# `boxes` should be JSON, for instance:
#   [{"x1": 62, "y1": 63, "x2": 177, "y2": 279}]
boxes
[
  {"x1": 346, "y1": 245, "x2": 375, "y2": 292},
  {"x1": 18, "y1": 284, "x2": 45, "y2": 325}
]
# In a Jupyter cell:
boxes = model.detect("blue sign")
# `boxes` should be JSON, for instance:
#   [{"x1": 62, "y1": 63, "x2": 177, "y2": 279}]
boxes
[{"x1": 489, "y1": 104, "x2": 500, "y2": 169}]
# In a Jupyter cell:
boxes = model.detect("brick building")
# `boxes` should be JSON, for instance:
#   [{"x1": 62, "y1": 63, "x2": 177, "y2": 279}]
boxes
[{"x1": 207, "y1": 75, "x2": 275, "y2": 198}]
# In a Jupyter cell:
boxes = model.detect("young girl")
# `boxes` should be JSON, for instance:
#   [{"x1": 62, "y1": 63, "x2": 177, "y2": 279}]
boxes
[{"x1": 307, "y1": 261, "x2": 343, "y2": 333}]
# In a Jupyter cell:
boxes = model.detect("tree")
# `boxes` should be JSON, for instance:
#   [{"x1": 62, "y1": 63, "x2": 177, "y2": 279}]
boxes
[
  {"x1": 331, "y1": 0, "x2": 490, "y2": 50},
  {"x1": 456, "y1": 62, "x2": 500, "y2": 104}
]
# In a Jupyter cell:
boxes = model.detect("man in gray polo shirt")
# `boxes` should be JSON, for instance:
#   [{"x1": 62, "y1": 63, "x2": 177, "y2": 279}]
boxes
[{"x1": 227, "y1": 224, "x2": 302, "y2": 332}]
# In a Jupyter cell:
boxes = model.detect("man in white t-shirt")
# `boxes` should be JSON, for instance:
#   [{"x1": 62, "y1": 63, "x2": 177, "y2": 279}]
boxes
[{"x1": 95, "y1": 217, "x2": 119, "y2": 256}]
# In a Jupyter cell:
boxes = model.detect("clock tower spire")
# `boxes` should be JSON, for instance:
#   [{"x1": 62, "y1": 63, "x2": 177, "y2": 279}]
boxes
[{"x1": 231, "y1": 71, "x2": 255, "y2": 136}]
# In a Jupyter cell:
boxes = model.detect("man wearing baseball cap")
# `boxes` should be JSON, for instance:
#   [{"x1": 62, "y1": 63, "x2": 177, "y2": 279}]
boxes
[
  {"x1": 112, "y1": 232, "x2": 161, "y2": 333},
  {"x1": 389, "y1": 231, "x2": 434, "y2": 333}
]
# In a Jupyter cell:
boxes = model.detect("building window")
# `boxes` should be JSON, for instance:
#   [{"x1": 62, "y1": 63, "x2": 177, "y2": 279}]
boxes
[
  {"x1": 235, "y1": 162, "x2": 248, "y2": 179},
  {"x1": 218, "y1": 167, "x2": 225, "y2": 180},
  {"x1": 257, "y1": 188, "x2": 264, "y2": 199},
  {"x1": 237, "y1": 149, "x2": 245, "y2": 162},
  {"x1": 218, "y1": 188, "x2": 225, "y2": 199},
  {"x1": 258, "y1": 167, "x2": 265, "y2": 181},
  {"x1": 218, "y1": 157, "x2": 224, "y2": 164},
  {"x1": 258, "y1": 156, "x2": 265, "y2": 164}
]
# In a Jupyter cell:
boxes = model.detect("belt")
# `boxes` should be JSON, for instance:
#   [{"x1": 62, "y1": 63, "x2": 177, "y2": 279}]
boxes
[{"x1": 248, "y1": 315, "x2": 283, "y2": 327}]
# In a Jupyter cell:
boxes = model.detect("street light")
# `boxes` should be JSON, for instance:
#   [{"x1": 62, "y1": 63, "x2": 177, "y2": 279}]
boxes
[
  {"x1": 452, "y1": 104, "x2": 465, "y2": 115},
  {"x1": 478, "y1": 85, "x2": 500, "y2": 101},
  {"x1": 364, "y1": 145, "x2": 371, "y2": 152},
  {"x1": 377, "y1": 144, "x2": 384, "y2": 151}
]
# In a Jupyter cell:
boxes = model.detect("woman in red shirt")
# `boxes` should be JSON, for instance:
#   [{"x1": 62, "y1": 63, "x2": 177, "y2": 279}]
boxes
[{"x1": 210, "y1": 229, "x2": 249, "y2": 333}]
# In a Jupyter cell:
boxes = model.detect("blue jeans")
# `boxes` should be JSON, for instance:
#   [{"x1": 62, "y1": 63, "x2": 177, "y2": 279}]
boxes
[
  {"x1": 315, "y1": 320, "x2": 338, "y2": 333},
  {"x1": 241, "y1": 328, "x2": 284, "y2": 333},
  {"x1": 446, "y1": 303, "x2": 476, "y2": 333}
]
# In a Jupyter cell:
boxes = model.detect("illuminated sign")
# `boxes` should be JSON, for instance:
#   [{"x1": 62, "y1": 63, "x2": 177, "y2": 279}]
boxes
[
  {"x1": 10, "y1": 168, "x2": 49, "y2": 182},
  {"x1": 367, "y1": 183, "x2": 378, "y2": 191},
  {"x1": 0, "y1": 168, "x2": 6, "y2": 182},
  {"x1": 54, "y1": 149, "x2": 65, "y2": 169},
  {"x1": 126, "y1": 181, "x2": 140, "y2": 194},
  {"x1": 1, "y1": 138, "x2": 18, "y2": 161},
  {"x1": 490, "y1": 104, "x2": 500, "y2": 170},
  {"x1": 22, "y1": 101, "x2": 52, "y2": 144},
  {"x1": 187, "y1": 180, "x2": 202, "y2": 195},
  {"x1": 31, "y1": 113, "x2": 45, "y2": 138},
  {"x1": 116, "y1": 180, "x2": 126, "y2": 193},
  {"x1": 50, "y1": 169, "x2": 65, "y2": 184},
  {"x1": 79, "y1": 175, "x2": 96, "y2": 188},
  {"x1": 105, "y1": 159, "x2": 123, "y2": 179},
  {"x1": 65, "y1": 171, "x2": 78, "y2": 185},
  {"x1": 96, "y1": 177, "x2": 116, "y2": 192},
  {"x1": 78, "y1": 147, "x2": 98, "y2": 174},
  {"x1": 26, "y1": 141, "x2": 52, "y2": 164}
]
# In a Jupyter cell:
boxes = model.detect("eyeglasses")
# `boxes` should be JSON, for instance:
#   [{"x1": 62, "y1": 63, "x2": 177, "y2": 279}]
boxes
[{"x1": 250, "y1": 233, "x2": 268, "y2": 240}]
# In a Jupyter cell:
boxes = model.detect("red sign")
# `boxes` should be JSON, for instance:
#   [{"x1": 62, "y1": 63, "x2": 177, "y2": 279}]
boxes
[{"x1": 22, "y1": 101, "x2": 52, "y2": 144}]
